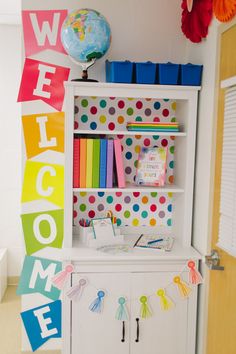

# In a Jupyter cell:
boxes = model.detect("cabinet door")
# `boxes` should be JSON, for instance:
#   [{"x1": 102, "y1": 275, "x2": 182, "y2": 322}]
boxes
[
  {"x1": 130, "y1": 272, "x2": 192, "y2": 354},
  {"x1": 71, "y1": 273, "x2": 130, "y2": 354}
]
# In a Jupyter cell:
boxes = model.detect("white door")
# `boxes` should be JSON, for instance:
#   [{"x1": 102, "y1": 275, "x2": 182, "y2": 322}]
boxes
[
  {"x1": 130, "y1": 272, "x2": 194, "y2": 354},
  {"x1": 71, "y1": 272, "x2": 131, "y2": 354}
]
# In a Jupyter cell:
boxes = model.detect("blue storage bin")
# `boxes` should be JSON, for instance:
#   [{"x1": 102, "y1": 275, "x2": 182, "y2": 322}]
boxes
[
  {"x1": 106, "y1": 60, "x2": 134, "y2": 83},
  {"x1": 135, "y1": 61, "x2": 156, "y2": 84},
  {"x1": 159, "y1": 62, "x2": 179, "y2": 85},
  {"x1": 181, "y1": 63, "x2": 203, "y2": 86}
]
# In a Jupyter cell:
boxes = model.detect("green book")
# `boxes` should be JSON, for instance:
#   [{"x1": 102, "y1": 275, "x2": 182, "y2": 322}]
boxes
[{"x1": 92, "y1": 139, "x2": 100, "y2": 187}]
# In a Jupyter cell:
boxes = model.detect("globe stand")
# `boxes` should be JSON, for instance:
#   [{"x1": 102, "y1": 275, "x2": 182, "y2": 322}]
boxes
[{"x1": 71, "y1": 58, "x2": 98, "y2": 82}]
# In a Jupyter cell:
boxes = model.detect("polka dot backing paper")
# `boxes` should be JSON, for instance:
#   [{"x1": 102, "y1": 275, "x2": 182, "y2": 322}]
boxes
[{"x1": 74, "y1": 97, "x2": 176, "y2": 227}]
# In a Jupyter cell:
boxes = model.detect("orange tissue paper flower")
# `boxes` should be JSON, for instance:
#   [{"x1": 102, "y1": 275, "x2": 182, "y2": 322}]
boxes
[{"x1": 213, "y1": 0, "x2": 236, "y2": 22}]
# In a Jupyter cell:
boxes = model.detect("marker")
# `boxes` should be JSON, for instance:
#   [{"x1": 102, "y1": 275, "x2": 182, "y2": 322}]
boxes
[{"x1": 147, "y1": 238, "x2": 164, "y2": 245}]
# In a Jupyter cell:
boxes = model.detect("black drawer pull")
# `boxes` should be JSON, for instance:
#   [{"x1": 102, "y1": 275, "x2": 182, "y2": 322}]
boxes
[
  {"x1": 121, "y1": 321, "x2": 125, "y2": 342},
  {"x1": 135, "y1": 318, "x2": 140, "y2": 342}
]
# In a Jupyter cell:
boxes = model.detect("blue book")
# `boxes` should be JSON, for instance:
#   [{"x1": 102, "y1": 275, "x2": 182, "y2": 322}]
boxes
[{"x1": 99, "y1": 139, "x2": 107, "y2": 188}]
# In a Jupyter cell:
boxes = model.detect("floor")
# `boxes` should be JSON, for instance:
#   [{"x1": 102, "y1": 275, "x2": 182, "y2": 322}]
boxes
[{"x1": 0, "y1": 286, "x2": 60, "y2": 354}]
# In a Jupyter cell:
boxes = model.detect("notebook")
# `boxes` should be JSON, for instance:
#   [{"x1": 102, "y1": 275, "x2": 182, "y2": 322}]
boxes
[
  {"x1": 73, "y1": 138, "x2": 80, "y2": 188},
  {"x1": 80, "y1": 139, "x2": 87, "y2": 188},
  {"x1": 92, "y1": 139, "x2": 100, "y2": 188},
  {"x1": 114, "y1": 139, "x2": 125, "y2": 188},
  {"x1": 133, "y1": 234, "x2": 174, "y2": 251}
]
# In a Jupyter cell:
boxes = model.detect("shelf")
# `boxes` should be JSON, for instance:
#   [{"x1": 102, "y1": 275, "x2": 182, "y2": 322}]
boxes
[
  {"x1": 73, "y1": 184, "x2": 184, "y2": 193},
  {"x1": 74, "y1": 129, "x2": 186, "y2": 137}
]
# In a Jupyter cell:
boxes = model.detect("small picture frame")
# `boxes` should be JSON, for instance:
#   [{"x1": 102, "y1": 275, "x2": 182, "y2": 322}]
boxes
[
  {"x1": 135, "y1": 147, "x2": 167, "y2": 186},
  {"x1": 91, "y1": 217, "x2": 115, "y2": 241}
]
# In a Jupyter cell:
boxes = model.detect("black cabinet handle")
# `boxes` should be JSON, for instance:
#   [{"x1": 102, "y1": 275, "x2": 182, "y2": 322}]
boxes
[
  {"x1": 121, "y1": 321, "x2": 125, "y2": 342},
  {"x1": 135, "y1": 318, "x2": 140, "y2": 342}
]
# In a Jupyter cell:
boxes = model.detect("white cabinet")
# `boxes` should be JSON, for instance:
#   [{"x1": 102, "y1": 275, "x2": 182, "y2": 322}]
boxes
[
  {"x1": 69, "y1": 266, "x2": 197, "y2": 354},
  {"x1": 62, "y1": 82, "x2": 201, "y2": 354}
]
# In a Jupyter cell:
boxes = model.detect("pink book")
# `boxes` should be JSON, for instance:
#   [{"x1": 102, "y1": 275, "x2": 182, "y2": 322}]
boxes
[
  {"x1": 114, "y1": 139, "x2": 125, "y2": 188},
  {"x1": 73, "y1": 138, "x2": 80, "y2": 188}
]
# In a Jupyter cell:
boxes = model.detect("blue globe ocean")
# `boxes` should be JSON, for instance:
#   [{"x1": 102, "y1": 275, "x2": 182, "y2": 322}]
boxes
[{"x1": 61, "y1": 9, "x2": 111, "y2": 63}]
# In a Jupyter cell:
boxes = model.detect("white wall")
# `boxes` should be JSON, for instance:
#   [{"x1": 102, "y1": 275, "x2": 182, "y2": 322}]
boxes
[
  {"x1": 0, "y1": 24, "x2": 23, "y2": 277},
  {"x1": 0, "y1": 2, "x2": 21, "y2": 24}
]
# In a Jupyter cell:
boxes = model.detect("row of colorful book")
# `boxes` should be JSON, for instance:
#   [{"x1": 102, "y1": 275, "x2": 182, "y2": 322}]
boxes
[
  {"x1": 126, "y1": 121, "x2": 179, "y2": 132},
  {"x1": 73, "y1": 138, "x2": 126, "y2": 188}
]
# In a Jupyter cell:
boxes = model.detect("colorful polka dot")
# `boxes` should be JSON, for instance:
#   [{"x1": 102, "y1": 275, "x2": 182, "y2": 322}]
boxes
[
  {"x1": 168, "y1": 192, "x2": 173, "y2": 198},
  {"x1": 159, "y1": 196, "x2": 166, "y2": 204},
  {"x1": 170, "y1": 146, "x2": 175, "y2": 154},
  {"x1": 159, "y1": 211, "x2": 165, "y2": 218},
  {"x1": 169, "y1": 161, "x2": 174, "y2": 169},
  {"x1": 117, "y1": 135, "x2": 124, "y2": 139},
  {"x1": 132, "y1": 218, "x2": 139, "y2": 226},
  {"x1": 73, "y1": 195, "x2": 78, "y2": 203},
  {"x1": 136, "y1": 101, "x2": 143, "y2": 109},
  {"x1": 171, "y1": 117, "x2": 176, "y2": 122},
  {"x1": 74, "y1": 121, "x2": 79, "y2": 129},
  {"x1": 107, "y1": 196, "x2": 113, "y2": 203},
  {"x1": 134, "y1": 160, "x2": 138, "y2": 168},
  {"x1": 73, "y1": 210, "x2": 77, "y2": 218},
  {"x1": 141, "y1": 211, "x2": 148, "y2": 218},
  {"x1": 135, "y1": 135, "x2": 142, "y2": 139},
  {"x1": 151, "y1": 192, "x2": 157, "y2": 197},
  {"x1": 154, "y1": 102, "x2": 161, "y2": 110},
  {"x1": 118, "y1": 100, "x2": 125, "y2": 109},
  {"x1": 161, "y1": 138, "x2": 168, "y2": 147},
  {"x1": 144, "y1": 138, "x2": 151, "y2": 147},
  {"x1": 150, "y1": 204, "x2": 157, "y2": 212},
  {"x1": 135, "y1": 116, "x2": 142, "y2": 122},
  {"x1": 97, "y1": 204, "x2": 104, "y2": 211},
  {"x1": 169, "y1": 175, "x2": 174, "y2": 183},
  {"x1": 109, "y1": 107, "x2": 116, "y2": 115},
  {"x1": 98, "y1": 115, "x2": 106, "y2": 124},
  {"x1": 108, "y1": 122, "x2": 115, "y2": 130},
  {"x1": 110, "y1": 97, "x2": 115, "y2": 100},
  {"x1": 90, "y1": 122, "x2": 97, "y2": 130},
  {"x1": 150, "y1": 218, "x2": 156, "y2": 226},
  {"x1": 133, "y1": 204, "x2": 139, "y2": 212},
  {"x1": 80, "y1": 192, "x2": 87, "y2": 197},
  {"x1": 81, "y1": 114, "x2": 88, "y2": 123},
  {"x1": 167, "y1": 204, "x2": 172, "y2": 212},
  {"x1": 81, "y1": 99, "x2": 88, "y2": 107},
  {"x1": 124, "y1": 196, "x2": 131, "y2": 203},
  {"x1": 116, "y1": 192, "x2": 122, "y2": 197},
  {"x1": 142, "y1": 196, "x2": 149, "y2": 204},
  {"x1": 74, "y1": 105, "x2": 79, "y2": 114},
  {"x1": 167, "y1": 219, "x2": 172, "y2": 226},
  {"x1": 124, "y1": 210, "x2": 131, "y2": 218},
  {"x1": 171, "y1": 102, "x2": 176, "y2": 110},
  {"x1": 125, "y1": 166, "x2": 132, "y2": 174},
  {"x1": 90, "y1": 106, "x2": 97, "y2": 114},
  {"x1": 135, "y1": 145, "x2": 141, "y2": 154},
  {"x1": 125, "y1": 152, "x2": 132, "y2": 160},
  {"x1": 100, "y1": 100, "x2": 107, "y2": 108},
  {"x1": 89, "y1": 196, "x2": 95, "y2": 203},
  {"x1": 154, "y1": 117, "x2": 160, "y2": 122},
  {"x1": 117, "y1": 218, "x2": 122, "y2": 226},
  {"x1": 162, "y1": 109, "x2": 169, "y2": 117},
  {"x1": 126, "y1": 138, "x2": 133, "y2": 146},
  {"x1": 117, "y1": 116, "x2": 124, "y2": 124},
  {"x1": 88, "y1": 210, "x2": 95, "y2": 218},
  {"x1": 98, "y1": 192, "x2": 105, "y2": 197},
  {"x1": 145, "y1": 108, "x2": 151, "y2": 116},
  {"x1": 80, "y1": 204, "x2": 86, "y2": 212},
  {"x1": 115, "y1": 204, "x2": 122, "y2": 212},
  {"x1": 127, "y1": 108, "x2": 134, "y2": 116},
  {"x1": 133, "y1": 192, "x2": 140, "y2": 197},
  {"x1": 153, "y1": 135, "x2": 159, "y2": 140}
]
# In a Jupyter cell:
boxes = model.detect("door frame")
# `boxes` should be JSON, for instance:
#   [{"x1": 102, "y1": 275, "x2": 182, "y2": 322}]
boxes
[{"x1": 198, "y1": 16, "x2": 236, "y2": 354}]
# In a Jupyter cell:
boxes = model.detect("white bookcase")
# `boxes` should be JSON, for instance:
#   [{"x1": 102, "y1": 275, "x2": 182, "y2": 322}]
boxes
[{"x1": 62, "y1": 82, "x2": 201, "y2": 354}]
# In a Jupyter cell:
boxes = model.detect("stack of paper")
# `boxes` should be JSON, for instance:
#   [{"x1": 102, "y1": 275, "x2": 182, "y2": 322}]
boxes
[{"x1": 126, "y1": 121, "x2": 179, "y2": 132}]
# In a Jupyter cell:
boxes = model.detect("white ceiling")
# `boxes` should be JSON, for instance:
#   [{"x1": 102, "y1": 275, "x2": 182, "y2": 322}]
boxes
[{"x1": 0, "y1": 1, "x2": 21, "y2": 24}]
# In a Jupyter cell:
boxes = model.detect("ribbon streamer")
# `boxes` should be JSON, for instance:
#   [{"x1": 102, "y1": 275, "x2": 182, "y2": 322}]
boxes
[
  {"x1": 116, "y1": 297, "x2": 129, "y2": 321},
  {"x1": 173, "y1": 276, "x2": 192, "y2": 298},
  {"x1": 89, "y1": 290, "x2": 105, "y2": 313},
  {"x1": 156, "y1": 289, "x2": 174, "y2": 311},
  {"x1": 187, "y1": 260, "x2": 203, "y2": 285},
  {"x1": 51, "y1": 264, "x2": 74, "y2": 290},
  {"x1": 139, "y1": 295, "x2": 152, "y2": 319},
  {"x1": 66, "y1": 278, "x2": 88, "y2": 301}
]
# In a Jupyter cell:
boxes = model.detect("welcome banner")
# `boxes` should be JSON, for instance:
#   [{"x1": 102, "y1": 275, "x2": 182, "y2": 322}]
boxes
[
  {"x1": 22, "y1": 10, "x2": 68, "y2": 57},
  {"x1": 17, "y1": 256, "x2": 62, "y2": 300},
  {"x1": 21, "y1": 209, "x2": 64, "y2": 255},
  {"x1": 17, "y1": 58, "x2": 70, "y2": 111},
  {"x1": 21, "y1": 160, "x2": 64, "y2": 208},
  {"x1": 22, "y1": 112, "x2": 65, "y2": 159}
]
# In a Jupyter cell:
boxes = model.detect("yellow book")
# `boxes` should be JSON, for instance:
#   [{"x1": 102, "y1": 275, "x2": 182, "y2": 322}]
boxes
[{"x1": 86, "y1": 139, "x2": 93, "y2": 188}]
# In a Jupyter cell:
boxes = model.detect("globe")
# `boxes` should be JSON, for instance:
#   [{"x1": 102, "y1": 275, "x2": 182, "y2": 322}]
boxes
[{"x1": 61, "y1": 9, "x2": 111, "y2": 80}]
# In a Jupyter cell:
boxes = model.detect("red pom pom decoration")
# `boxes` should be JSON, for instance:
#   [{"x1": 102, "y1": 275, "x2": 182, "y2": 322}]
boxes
[{"x1": 181, "y1": 0, "x2": 213, "y2": 43}]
